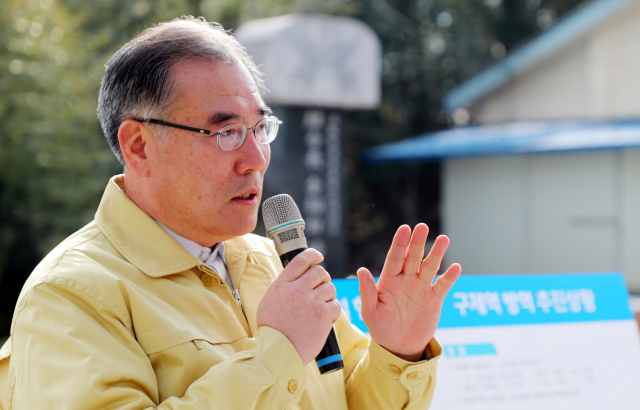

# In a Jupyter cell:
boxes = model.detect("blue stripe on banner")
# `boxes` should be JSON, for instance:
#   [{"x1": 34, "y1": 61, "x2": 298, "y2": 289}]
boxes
[
  {"x1": 333, "y1": 273, "x2": 633, "y2": 331},
  {"x1": 437, "y1": 272, "x2": 633, "y2": 328},
  {"x1": 443, "y1": 343, "x2": 497, "y2": 357},
  {"x1": 316, "y1": 354, "x2": 343, "y2": 368}
]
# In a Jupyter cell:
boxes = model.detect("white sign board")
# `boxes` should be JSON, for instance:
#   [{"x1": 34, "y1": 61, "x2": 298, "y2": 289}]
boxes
[{"x1": 334, "y1": 273, "x2": 640, "y2": 409}]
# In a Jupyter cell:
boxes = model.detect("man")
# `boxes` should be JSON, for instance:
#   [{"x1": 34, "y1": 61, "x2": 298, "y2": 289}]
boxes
[{"x1": 0, "y1": 17, "x2": 461, "y2": 409}]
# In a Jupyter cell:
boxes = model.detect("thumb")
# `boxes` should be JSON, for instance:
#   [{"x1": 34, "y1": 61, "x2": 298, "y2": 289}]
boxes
[
  {"x1": 357, "y1": 267, "x2": 378, "y2": 319},
  {"x1": 278, "y1": 248, "x2": 324, "y2": 282}
]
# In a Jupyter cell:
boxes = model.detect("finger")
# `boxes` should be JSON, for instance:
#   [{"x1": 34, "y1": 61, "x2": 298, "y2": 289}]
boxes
[
  {"x1": 403, "y1": 223, "x2": 429, "y2": 276},
  {"x1": 418, "y1": 235, "x2": 450, "y2": 283},
  {"x1": 432, "y1": 263, "x2": 462, "y2": 300},
  {"x1": 357, "y1": 267, "x2": 378, "y2": 319},
  {"x1": 314, "y1": 281, "x2": 337, "y2": 303},
  {"x1": 330, "y1": 300, "x2": 342, "y2": 323},
  {"x1": 380, "y1": 225, "x2": 412, "y2": 277},
  {"x1": 278, "y1": 248, "x2": 324, "y2": 282},
  {"x1": 298, "y1": 265, "x2": 331, "y2": 290}
]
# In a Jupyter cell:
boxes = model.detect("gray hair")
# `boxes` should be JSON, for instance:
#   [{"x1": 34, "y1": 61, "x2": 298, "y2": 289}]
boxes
[{"x1": 97, "y1": 16, "x2": 266, "y2": 164}]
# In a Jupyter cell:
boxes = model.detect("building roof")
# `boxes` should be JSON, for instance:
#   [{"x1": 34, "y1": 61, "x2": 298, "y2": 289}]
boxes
[
  {"x1": 443, "y1": 0, "x2": 635, "y2": 111},
  {"x1": 365, "y1": 119, "x2": 640, "y2": 162}
]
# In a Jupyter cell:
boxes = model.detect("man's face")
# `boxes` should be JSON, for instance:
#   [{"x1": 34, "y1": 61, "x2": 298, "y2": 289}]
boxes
[{"x1": 145, "y1": 58, "x2": 271, "y2": 246}]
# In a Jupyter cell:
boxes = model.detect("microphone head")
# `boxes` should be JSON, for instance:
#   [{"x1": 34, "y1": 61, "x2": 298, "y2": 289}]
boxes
[{"x1": 262, "y1": 194, "x2": 304, "y2": 235}]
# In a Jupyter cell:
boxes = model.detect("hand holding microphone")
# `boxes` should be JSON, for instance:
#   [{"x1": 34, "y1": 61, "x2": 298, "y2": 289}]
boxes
[
  {"x1": 256, "y1": 248, "x2": 341, "y2": 367},
  {"x1": 257, "y1": 194, "x2": 344, "y2": 374}
]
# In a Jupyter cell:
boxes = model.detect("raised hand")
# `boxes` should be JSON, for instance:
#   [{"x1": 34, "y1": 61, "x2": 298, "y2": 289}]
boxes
[{"x1": 357, "y1": 223, "x2": 461, "y2": 362}]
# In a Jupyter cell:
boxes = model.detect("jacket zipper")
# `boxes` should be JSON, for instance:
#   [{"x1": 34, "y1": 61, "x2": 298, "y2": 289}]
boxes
[{"x1": 232, "y1": 289, "x2": 243, "y2": 310}]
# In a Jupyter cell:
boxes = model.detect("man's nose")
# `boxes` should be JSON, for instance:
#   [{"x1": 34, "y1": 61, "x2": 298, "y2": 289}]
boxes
[{"x1": 234, "y1": 129, "x2": 269, "y2": 174}]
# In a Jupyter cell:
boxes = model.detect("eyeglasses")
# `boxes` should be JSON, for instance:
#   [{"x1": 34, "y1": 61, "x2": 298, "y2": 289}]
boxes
[{"x1": 136, "y1": 116, "x2": 281, "y2": 151}]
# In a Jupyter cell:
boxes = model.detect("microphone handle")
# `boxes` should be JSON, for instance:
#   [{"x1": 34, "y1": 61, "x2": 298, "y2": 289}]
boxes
[{"x1": 279, "y1": 248, "x2": 344, "y2": 375}]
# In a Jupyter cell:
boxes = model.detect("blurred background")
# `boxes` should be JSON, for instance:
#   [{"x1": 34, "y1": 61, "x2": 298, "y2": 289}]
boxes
[{"x1": 3, "y1": 0, "x2": 620, "y2": 342}]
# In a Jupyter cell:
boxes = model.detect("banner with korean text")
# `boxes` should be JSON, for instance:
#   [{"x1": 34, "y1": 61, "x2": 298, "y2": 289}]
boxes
[{"x1": 334, "y1": 273, "x2": 640, "y2": 410}]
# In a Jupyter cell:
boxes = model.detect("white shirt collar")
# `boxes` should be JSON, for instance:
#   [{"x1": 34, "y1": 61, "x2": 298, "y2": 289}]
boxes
[{"x1": 155, "y1": 221, "x2": 226, "y2": 265}]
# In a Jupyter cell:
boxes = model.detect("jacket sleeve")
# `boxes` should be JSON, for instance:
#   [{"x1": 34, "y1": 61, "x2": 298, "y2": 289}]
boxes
[
  {"x1": 334, "y1": 312, "x2": 442, "y2": 410},
  {"x1": 9, "y1": 280, "x2": 308, "y2": 410}
]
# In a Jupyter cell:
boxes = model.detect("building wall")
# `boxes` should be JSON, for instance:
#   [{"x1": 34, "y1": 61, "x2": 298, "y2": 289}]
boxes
[
  {"x1": 473, "y1": 0, "x2": 640, "y2": 123},
  {"x1": 443, "y1": 149, "x2": 640, "y2": 291}
]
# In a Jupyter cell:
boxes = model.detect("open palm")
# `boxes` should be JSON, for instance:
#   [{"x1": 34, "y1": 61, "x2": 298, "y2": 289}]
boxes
[{"x1": 357, "y1": 223, "x2": 461, "y2": 361}]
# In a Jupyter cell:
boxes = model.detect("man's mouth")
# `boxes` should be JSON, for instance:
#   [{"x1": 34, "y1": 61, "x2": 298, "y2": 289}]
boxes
[{"x1": 234, "y1": 193, "x2": 257, "y2": 200}]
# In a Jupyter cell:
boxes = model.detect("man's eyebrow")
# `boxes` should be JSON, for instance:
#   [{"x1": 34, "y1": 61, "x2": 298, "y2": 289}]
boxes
[
  {"x1": 208, "y1": 112, "x2": 239, "y2": 125},
  {"x1": 208, "y1": 108, "x2": 272, "y2": 126}
]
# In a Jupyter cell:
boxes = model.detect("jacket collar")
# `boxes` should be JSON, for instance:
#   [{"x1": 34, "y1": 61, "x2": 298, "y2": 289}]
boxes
[{"x1": 95, "y1": 175, "x2": 268, "y2": 278}]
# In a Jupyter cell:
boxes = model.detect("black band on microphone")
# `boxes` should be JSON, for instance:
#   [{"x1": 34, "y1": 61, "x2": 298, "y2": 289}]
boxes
[
  {"x1": 315, "y1": 329, "x2": 343, "y2": 374},
  {"x1": 280, "y1": 248, "x2": 306, "y2": 267}
]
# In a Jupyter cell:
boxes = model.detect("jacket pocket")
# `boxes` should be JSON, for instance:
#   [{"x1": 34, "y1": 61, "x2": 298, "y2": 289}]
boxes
[
  {"x1": 136, "y1": 318, "x2": 248, "y2": 356},
  {"x1": 137, "y1": 320, "x2": 249, "y2": 401}
]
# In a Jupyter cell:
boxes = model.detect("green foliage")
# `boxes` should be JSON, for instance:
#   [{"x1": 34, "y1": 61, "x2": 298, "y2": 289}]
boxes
[{"x1": 2, "y1": 0, "x2": 112, "y2": 252}]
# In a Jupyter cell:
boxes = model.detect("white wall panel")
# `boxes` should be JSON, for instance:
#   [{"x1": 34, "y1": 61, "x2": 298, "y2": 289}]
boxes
[
  {"x1": 443, "y1": 156, "x2": 527, "y2": 274},
  {"x1": 443, "y1": 150, "x2": 640, "y2": 291}
]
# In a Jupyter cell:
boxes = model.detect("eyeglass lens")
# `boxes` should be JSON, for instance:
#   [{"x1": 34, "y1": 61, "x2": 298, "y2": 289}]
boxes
[{"x1": 218, "y1": 117, "x2": 278, "y2": 151}]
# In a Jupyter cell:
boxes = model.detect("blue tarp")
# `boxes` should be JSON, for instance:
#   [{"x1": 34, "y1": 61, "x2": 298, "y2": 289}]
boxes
[{"x1": 365, "y1": 119, "x2": 640, "y2": 163}]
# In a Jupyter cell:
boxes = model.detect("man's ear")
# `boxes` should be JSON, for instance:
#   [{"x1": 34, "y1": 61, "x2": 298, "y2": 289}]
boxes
[{"x1": 118, "y1": 119, "x2": 151, "y2": 177}]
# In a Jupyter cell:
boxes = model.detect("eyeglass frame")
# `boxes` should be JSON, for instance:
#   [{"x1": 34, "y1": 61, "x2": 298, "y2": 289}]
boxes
[{"x1": 135, "y1": 116, "x2": 282, "y2": 151}]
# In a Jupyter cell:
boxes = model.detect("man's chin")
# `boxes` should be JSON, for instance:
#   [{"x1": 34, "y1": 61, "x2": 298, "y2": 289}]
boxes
[{"x1": 215, "y1": 218, "x2": 258, "y2": 241}]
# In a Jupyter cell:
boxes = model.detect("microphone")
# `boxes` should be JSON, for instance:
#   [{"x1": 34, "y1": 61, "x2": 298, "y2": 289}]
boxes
[{"x1": 262, "y1": 194, "x2": 344, "y2": 375}]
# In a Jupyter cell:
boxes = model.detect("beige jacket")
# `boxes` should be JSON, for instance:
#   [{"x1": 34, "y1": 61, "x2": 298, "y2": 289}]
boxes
[{"x1": 0, "y1": 175, "x2": 440, "y2": 409}]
